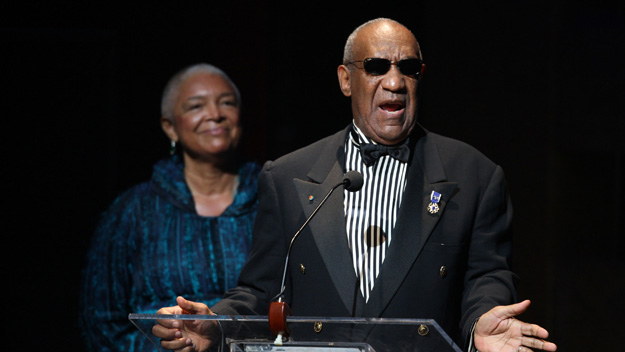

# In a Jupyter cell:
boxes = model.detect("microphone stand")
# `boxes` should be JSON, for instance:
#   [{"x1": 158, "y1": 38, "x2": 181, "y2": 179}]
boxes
[{"x1": 268, "y1": 171, "x2": 363, "y2": 345}]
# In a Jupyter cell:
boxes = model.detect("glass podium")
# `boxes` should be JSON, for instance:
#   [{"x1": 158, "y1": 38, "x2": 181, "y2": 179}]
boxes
[{"x1": 129, "y1": 314, "x2": 462, "y2": 352}]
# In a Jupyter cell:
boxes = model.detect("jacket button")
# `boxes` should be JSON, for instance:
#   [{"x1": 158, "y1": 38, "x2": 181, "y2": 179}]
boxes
[
  {"x1": 314, "y1": 322, "x2": 323, "y2": 333},
  {"x1": 300, "y1": 264, "x2": 306, "y2": 274},
  {"x1": 439, "y1": 266, "x2": 448, "y2": 278}
]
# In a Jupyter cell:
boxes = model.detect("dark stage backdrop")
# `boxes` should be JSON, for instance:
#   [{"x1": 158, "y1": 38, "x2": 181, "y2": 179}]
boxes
[{"x1": 3, "y1": 2, "x2": 623, "y2": 351}]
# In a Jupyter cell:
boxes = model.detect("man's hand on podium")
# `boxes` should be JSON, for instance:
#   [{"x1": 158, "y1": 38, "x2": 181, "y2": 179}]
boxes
[{"x1": 152, "y1": 296, "x2": 217, "y2": 352}]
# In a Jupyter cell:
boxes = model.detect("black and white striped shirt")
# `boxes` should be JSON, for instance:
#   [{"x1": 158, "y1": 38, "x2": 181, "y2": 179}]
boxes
[{"x1": 344, "y1": 124, "x2": 409, "y2": 302}]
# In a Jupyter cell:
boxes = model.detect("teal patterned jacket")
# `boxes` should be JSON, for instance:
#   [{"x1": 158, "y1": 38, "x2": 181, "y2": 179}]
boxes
[{"x1": 80, "y1": 155, "x2": 260, "y2": 351}]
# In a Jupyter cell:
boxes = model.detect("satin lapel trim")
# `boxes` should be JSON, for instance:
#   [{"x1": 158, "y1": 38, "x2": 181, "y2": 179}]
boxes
[
  {"x1": 300, "y1": 127, "x2": 356, "y2": 313},
  {"x1": 362, "y1": 133, "x2": 458, "y2": 317},
  {"x1": 293, "y1": 162, "x2": 357, "y2": 314}
]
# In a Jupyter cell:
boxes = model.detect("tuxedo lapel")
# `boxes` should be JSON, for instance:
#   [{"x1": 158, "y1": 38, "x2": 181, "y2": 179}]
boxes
[
  {"x1": 292, "y1": 128, "x2": 358, "y2": 314},
  {"x1": 363, "y1": 131, "x2": 458, "y2": 317}
]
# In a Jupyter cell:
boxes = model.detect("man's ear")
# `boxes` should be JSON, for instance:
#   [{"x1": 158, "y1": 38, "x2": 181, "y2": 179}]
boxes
[
  {"x1": 337, "y1": 65, "x2": 352, "y2": 97},
  {"x1": 161, "y1": 117, "x2": 178, "y2": 142}
]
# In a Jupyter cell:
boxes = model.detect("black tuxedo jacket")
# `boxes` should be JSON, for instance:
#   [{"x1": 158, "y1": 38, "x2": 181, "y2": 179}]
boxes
[{"x1": 213, "y1": 125, "x2": 518, "y2": 347}]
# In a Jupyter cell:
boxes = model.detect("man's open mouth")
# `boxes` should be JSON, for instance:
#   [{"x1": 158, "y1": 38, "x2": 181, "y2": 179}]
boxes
[{"x1": 380, "y1": 102, "x2": 405, "y2": 112}]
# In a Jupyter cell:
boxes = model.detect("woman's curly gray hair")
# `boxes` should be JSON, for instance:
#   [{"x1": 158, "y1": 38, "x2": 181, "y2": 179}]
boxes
[{"x1": 160, "y1": 63, "x2": 241, "y2": 121}]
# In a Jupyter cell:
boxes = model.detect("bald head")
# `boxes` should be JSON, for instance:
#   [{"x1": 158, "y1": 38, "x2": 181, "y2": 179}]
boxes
[{"x1": 343, "y1": 18, "x2": 422, "y2": 64}]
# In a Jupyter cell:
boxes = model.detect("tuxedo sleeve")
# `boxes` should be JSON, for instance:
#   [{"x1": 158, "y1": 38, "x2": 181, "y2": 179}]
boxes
[
  {"x1": 211, "y1": 160, "x2": 288, "y2": 315},
  {"x1": 461, "y1": 165, "x2": 519, "y2": 344}
]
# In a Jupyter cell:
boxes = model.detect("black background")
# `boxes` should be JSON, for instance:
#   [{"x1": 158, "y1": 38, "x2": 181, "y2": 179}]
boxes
[{"x1": 2, "y1": 2, "x2": 624, "y2": 351}]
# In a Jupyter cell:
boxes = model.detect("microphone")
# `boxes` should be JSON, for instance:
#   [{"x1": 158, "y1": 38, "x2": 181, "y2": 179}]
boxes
[
  {"x1": 343, "y1": 170, "x2": 364, "y2": 192},
  {"x1": 268, "y1": 171, "x2": 363, "y2": 343}
]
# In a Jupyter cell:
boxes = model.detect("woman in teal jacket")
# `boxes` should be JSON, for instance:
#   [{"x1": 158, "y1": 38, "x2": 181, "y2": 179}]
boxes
[{"x1": 80, "y1": 63, "x2": 260, "y2": 352}]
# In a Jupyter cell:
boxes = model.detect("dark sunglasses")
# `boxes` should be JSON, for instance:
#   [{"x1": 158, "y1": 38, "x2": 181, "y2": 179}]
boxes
[{"x1": 347, "y1": 57, "x2": 425, "y2": 77}]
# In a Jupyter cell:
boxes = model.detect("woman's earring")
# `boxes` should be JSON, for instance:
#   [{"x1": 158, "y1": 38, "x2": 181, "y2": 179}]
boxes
[{"x1": 169, "y1": 140, "x2": 176, "y2": 155}]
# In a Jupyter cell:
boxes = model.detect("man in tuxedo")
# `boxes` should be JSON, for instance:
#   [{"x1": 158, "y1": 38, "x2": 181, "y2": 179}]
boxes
[{"x1": 153, "y1": 18, "x2": 557, "y2": 352}]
